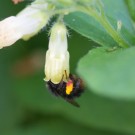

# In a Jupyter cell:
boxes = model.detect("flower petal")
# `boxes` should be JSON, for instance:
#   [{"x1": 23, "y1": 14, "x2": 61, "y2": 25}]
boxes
[{"x1": 0, "y1": 16, "x2": 22, "y2": 48}]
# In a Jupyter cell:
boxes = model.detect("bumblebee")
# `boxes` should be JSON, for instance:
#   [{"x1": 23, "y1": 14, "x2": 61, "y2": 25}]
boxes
[{"x1": 46, "y1": 72, "x2": 84, "y2": 107}]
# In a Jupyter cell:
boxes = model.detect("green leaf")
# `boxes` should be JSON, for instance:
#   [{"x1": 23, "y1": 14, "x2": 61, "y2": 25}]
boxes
[
  {"x1": 125, "y1": 0, "x2": 135, "y2": 22},
  {"x1": 64, "y1": 0, "x2": 135, "y2": 47},
  {"x1": 64, "y1": 12, "x2": 117, "y2": 47},
  {"x1": 3, "y1": 115, "x2": 126, "y2": 135},
  {"x1": 77, "y1": 47, "x2": 135, "y2": 100}
]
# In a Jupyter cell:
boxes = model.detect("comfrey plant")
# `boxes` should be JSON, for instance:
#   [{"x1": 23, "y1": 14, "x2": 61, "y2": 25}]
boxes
[{"x1": 0, "y1": 0, "x2": 134, "y2": 105}]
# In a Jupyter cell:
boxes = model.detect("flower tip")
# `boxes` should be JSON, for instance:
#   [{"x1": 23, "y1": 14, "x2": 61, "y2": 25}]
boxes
[{"x1": 0, "y1": 16, "x2": 22, "y2": 48}]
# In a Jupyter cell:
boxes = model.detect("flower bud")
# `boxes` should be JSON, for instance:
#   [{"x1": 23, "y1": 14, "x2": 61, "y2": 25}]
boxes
[{"x1": 44, "y1": 22, "x2": 70, "y2": 84}]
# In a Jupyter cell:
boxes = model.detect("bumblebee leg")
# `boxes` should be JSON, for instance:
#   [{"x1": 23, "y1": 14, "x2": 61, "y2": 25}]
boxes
[
  {"x1": 64, "y1": 70, "x2": 68, "y2": 80},
  {"x1": 65, "y1": 98, "x2": 80, "y2": 108}
]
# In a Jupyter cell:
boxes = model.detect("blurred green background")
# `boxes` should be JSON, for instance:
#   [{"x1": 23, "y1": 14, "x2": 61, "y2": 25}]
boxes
[{"x1": 0, "y1": 1, "x2": 135, "y2": 135}]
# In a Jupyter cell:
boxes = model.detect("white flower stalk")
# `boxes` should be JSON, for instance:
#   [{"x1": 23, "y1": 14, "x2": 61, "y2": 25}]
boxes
[
  {"x1": 44, "y1": 22, "x2": 70, "y2": 84},
  {"x1": 0, "y1": 0, "x2": 51, "y2": 49}
]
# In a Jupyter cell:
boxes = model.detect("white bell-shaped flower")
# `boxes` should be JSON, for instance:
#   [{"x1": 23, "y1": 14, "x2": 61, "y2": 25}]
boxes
[
  {"x1": 44, "y1": 22, "x2": 70, "y2": 84},
  {"x1": 0, "y1": 0, "x2": 50, "y2": 49}
]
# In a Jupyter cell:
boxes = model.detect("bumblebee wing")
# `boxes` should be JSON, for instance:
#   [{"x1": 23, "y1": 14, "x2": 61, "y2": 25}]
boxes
[{"x1": 65, "y1": 99, "x2": 80, "y2": 108}]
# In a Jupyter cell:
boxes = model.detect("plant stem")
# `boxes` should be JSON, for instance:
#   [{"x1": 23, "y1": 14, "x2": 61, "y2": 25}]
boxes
[
  {"x1": 78, "y1": 6, "x2": 129, "y2": 48},
  {"x1": 97, "y1": 13, "x2": 129, "y2": 48}
]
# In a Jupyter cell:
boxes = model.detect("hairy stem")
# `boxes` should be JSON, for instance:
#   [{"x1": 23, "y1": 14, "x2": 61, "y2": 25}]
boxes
[{"x1": 78, "y1": 6, "x2": 129, "y2": 48}]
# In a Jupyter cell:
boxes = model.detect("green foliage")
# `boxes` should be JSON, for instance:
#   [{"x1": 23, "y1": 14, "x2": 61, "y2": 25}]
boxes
[
  {"x1": 64, "y1": 12, "x2": 117, "y2": 47},
  {"x1": 64, "y1": 0, "x2": 135, "y2": 47},
  {"x1": 77, "y1": 47, "x2": 135, "y2": 99},
  {"x1": 126, "y1": 0, "x2": 135, "y2": 22},
  {"x1": 0, "y1": 0, "x2": 135, "y2": 135}
]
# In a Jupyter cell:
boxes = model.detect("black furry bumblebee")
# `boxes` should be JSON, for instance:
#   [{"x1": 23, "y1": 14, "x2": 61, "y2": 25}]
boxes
[{"x1": 46, "y1": 72, "x2": 84, "y2": 107}]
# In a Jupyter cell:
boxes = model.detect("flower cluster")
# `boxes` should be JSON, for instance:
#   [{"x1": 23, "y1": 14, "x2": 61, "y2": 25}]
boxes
[
  {"x1": 0, "y1": 0, "x2": 69, "y2": 84},
  {"x1": 0, "y1": 0, "x2": 85, "y2": 107}
]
